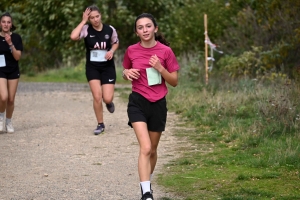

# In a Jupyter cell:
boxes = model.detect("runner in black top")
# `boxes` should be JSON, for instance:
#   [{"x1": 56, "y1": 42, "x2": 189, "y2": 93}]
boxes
[
  {"x1": 0, "y1": 12, "x2": 23, "y2": 133},
  {"x1": 70, "y1": 5, "x2": 119, "y2": 135}
]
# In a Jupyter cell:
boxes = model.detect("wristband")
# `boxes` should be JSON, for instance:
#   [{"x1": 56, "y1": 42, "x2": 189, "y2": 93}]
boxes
[
  {"x1": 122, "y1": 69, "x2": 127, "y2": 77},
  {"x1": 9, "y1": 45, "x2": 14, "y2": 53}
]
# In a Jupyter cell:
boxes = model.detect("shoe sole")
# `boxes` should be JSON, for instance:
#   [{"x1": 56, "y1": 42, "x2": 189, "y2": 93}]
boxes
[{"x1": 94, "y1": 130, "x2": 105, "y2": 135}]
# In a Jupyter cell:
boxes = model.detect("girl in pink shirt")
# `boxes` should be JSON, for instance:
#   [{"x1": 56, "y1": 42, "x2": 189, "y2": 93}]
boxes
[{"x1": 122, "y1": 13, "x2": 180, "y2": 200}]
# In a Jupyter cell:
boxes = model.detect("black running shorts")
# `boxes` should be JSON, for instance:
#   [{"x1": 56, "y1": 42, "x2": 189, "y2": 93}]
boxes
[
  {"x1": 0, "y1": 66, "x2": 20, "y2": 79},
  {"x1": 127, "y1": 92, "x2": 167, "y2": 132},
  {"x1": 85, "y1": 65, "x2": 116, "y2": 84}
]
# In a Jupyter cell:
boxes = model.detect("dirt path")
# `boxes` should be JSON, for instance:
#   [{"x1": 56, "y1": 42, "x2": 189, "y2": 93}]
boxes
[{"x1": 0, "y1": 82, "x2": 182, "y2": 200}]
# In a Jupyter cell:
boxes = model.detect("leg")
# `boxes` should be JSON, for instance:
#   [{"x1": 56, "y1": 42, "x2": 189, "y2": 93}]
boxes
[
  {"x1": 101, "y1": 83, "x2": 114, "y2": 104},
  {"x1": 0, "y1": 78, "x2": 8, "y2": 113},
  {"x1": 88, "y1": 80, "x2": 103, "y2": 123},
  {"x1": 132, "y1": 121, "x2": 152, "y2": 182},
  {"x1": 149, "y1": 131, "x2": 162, "y2": 174},
  {"x1": 6, "y1": 79, "x2": 19, "y2": 118}
]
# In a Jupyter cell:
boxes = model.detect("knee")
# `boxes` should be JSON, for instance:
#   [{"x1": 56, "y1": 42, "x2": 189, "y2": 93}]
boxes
[
  {"x1": 150, "y1": 147, "x2": 157, "y2": 157},
  {"x1": 6, "y1": 98, "x2": 14, "y2": 107},
  {"x1": 93, "y1": 94, "x2": 103, "y2": 103},
  {"x1": 102, "y1": 96, "x2": 113, "y2": 104},
  {"x1": 140, "y1": 145, "x2": 152, "y2": 157},
  {"x1": 0, "y1": 95, "x2": 8, "y2": 103}
]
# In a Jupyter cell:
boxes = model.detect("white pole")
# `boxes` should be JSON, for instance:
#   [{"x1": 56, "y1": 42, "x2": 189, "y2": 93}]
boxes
[{"x1": 204, "y1": 14, "x2": 208, "y2": 85}]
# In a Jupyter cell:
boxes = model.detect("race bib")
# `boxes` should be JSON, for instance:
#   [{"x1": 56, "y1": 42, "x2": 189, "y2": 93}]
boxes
[
  {"x1": 0, "y1": 55, "x2": 6, "y2": 67},
  {"x1": 90, "y1": 50, "x2": 107, "y2": 62},
  {"x1": 146, "y1": 67, "x2": 162, "y2": 86}
]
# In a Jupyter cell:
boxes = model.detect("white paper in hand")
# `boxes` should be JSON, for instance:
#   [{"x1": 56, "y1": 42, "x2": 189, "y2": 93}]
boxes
[{"x1": 146, "y1": 67, "x2": 161, "y2": 86}]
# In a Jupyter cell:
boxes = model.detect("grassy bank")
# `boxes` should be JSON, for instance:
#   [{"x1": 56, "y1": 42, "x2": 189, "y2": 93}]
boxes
[{"x1": 156, "y1": 67, "x2": 300, "y2": 199}]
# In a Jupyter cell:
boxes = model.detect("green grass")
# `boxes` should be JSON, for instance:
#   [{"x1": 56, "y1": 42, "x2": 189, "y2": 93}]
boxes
[{"x1": 154, "y1": 70, "x2": 300, "y2": 199}]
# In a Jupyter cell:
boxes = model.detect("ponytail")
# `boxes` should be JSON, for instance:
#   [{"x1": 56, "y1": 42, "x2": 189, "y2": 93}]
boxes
[{"x1": 155, "y1": 33, "x2": 170, "y2": 47}]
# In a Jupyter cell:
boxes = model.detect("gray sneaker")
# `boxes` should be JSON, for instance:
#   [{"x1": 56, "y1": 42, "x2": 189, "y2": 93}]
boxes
[
  {"x1": 106, "y1": 102, "x2": 115, "y2": 113},
  {"x1": 0, "y1": 117, "x2": 4, "y2": 133},
  {"x1": 94, "y1": 124, "x2": 105, "y2": 135}
]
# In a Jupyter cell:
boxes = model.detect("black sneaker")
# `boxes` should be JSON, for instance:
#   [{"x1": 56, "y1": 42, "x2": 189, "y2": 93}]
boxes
[
  {"x1": 141, "y1": 192, "x2": 153, "y2": 200},
  {"x1": 94, "y1": 124, "x2": 105, "y2": 135},
  {"x1": 106, "y1": 102, "x2": 115, "y2": 113}
]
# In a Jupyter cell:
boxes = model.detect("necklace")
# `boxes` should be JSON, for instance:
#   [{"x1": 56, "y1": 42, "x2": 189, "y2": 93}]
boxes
[{"x1": 0, "y1": 32, "x2": 11, "y2": 37}]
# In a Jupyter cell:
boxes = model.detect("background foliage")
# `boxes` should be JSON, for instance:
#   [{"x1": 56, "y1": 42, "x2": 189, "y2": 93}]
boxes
[{"x1": 1, "y1": 0, "x2": 299, "y2": 80}]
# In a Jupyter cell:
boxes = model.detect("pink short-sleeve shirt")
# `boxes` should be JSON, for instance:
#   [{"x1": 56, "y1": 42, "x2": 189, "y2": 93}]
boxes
[{"x1": 123, "y1": 42, "x2": 180, "y2": 102}]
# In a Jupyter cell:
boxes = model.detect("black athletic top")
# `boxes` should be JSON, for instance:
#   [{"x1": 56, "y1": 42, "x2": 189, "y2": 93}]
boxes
[
  {"x1": 0, "y1": 33, "x2": 23, "y2": 68},
  {"x1": 80, "y1": 24, "x2": 119, "y2": 68}
]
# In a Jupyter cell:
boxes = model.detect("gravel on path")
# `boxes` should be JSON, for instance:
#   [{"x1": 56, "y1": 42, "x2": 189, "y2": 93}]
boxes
[{"x1": 0, "y1": 82, "x2": 183, "y2": 200}]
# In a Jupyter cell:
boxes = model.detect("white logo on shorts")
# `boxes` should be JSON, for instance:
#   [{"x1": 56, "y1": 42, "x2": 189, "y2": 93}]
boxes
[
  {"x1": 109, "y1": 79, "x2": 114, "y2": 82},
  {"x1": 90, "y1": 35, "x2": 95, "y2": 37}
]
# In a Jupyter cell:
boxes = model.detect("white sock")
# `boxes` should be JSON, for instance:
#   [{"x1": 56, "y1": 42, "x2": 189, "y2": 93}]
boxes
[
  {"x1": 0, "y1": 112, "x2": 4, "y2": 119},
  {"x1": 6, "y1": 118, "x2": 11, "y2": 124},
  {"x1": 140, "y1": 181, "x2": 151, "y2": 194}
]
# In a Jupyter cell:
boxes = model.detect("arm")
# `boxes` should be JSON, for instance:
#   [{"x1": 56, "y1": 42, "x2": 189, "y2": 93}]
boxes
[
  {"x1": 70, "y1": 8, "x2": 90, "y2": 41},
  {"x1": 106, "y1": 42, "x2": 119, "y2": 60},
  {"x1": 4, "y1": 34, "x2": 21, "y2": 61},
  {"x1": 106, "y1": 26, "x2": 119, "y2": 60},
  {"x1": 149, "y1": 55, "x2": 179, "y2": 87},
  {"x1": 122, "y1": 68, "x2": 140, "y2": 81},
  {"x1": 110, "y1": 42, "x2": 119, "y2": 53},
  {"x1": 10, "y1": 45, "x2": 21, "y2": 61},
  {"x1": 122, "y1": 48, "x2": 141, "y2": 81},
  {"x1": 159, "y1": 69, "x2": 178, "y2": 87}
]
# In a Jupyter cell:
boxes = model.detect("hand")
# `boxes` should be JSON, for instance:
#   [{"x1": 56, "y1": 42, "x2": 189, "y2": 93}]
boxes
[
  {"x1": 4, "y1": 33, "x2": 12, "y2": 45},
  {"x1": 105, "y1": 50, "x2": 114, "y2": 60},
  {"x1": 124, "y1": 69, "x2": 140, "y2": 81},
  {"x1": 82, "y1": 8, "x2": 91, "y2": 23},
  {"x1": 149, "y1": 54, "x2": 163, "y2": 72}
]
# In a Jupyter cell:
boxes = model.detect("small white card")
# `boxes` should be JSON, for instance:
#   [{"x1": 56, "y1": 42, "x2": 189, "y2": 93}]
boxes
[
  {"x1": 90, "y1": 50, "x2": 107, "y2": 62},
  {"x1": 0, "y1": 55, "x2": 6, "y2": 67},
  {"x1": 146, "y1": 67, "x2": 162, "y2": 86}
]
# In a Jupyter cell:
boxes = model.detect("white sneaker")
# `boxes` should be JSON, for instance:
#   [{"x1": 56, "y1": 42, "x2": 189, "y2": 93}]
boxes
[
  {"x1": 0, "y1": 117, "x2": 4, "y2": 132},
  {"x1": 6, "y1": 122, "x2": 14, "y2": 133}
]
